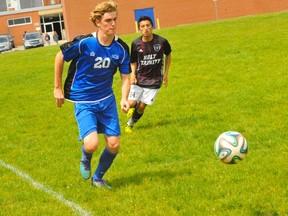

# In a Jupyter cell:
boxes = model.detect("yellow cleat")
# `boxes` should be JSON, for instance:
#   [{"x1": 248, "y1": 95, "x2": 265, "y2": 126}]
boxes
[
  {"x1": 125, "y1": 125, "x2": 133, "y2": 133},
  {"x1": 127, "y1": 108, "x2": 135, "y2": 118}
]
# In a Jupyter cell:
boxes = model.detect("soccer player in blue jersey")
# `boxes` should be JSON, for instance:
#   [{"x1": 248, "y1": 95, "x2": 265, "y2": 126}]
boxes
[
  {"x1": 54, "y1": 1, "x2": 130, "y2": 189},
  {"x1": 125, "y1": 16, "x2": 172, "y2": 133}
]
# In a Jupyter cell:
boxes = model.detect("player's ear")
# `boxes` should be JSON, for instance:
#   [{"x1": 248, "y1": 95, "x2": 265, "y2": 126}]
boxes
[{"x1": 95, "y1": 19, "x2": 100, "y2": 27}]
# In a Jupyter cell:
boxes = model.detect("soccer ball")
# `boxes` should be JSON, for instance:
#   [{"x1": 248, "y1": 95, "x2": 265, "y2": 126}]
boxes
[{"x1": 214, "y1": 131, "x2": 248, "y2": 164}]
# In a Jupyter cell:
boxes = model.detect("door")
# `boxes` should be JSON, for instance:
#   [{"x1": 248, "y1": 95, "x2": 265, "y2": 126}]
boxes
[
  {"x1": 53, "y1": 22, "x2": 62, "y2": 40},
  {"x1": 134, "y1": 8, "x2": 155, "y2": 29},
  {"x1": 45, "y1": 23, "x2": 53, "y2": 33}
]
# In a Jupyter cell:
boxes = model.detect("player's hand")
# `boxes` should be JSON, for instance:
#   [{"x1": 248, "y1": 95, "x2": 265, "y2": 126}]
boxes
[
  {"x1": 54, "y1": 88, "x2": 65, "y2": 108},
  {"x1": 163, "y1": 75, "x2": 168, "y2": 87},
  {"x1": 130, "y1": 76, "x2": 137, "y2": 85},
  {"x1": 120, "y1": 100, "x2": 130, "y2": 113}
]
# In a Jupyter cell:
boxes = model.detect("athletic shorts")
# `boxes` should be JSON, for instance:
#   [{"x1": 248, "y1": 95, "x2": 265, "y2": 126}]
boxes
[
  {"x1": 74, "y1": 95, "x2": 120, "y2": 140},
  {"x1": 128, "y1": 84, "x2": 160, "y2": 105}
]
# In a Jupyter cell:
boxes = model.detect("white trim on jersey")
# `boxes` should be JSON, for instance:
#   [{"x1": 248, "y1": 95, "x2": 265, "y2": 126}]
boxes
[{"x1": 66, "y1": 94, "x2": 113, "y2": 104}]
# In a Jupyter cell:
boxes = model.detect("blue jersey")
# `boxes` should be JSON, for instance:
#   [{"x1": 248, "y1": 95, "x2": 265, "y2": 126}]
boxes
[{"x1": 61, "y1": 33, "x2": 130, "y2": 102}]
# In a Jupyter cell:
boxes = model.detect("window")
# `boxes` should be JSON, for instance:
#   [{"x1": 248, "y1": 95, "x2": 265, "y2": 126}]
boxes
[
  {"x1": 8, "y1": 17, "x2": 32, "y2": 27},
  {"x1": 20, "y1": 0, "x2": 43, "y2": 9},
  {"x1": 7, "y1": 0, "x2": 20, "y2": 10},
  {"x1": 0, "y1": 0, "x2": 7, "y2": 12}
]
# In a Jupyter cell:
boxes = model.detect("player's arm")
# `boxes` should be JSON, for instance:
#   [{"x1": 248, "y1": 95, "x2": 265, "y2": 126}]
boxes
[
  {"x1": 129, "y1": 42, "x2": 138, "y2": 84},
  {"x1": 130, "y1": 62, "x2": 137, "y2": 84},
  {"x1": 120, "y1": 73, "x2": 130, "y2": 112},
  {"x1": 163, "y1": 53, "x2": 171, "y2": 87},
  {"x1": 117, "y1": 38, "x2": 132, "y2": 112},
  {"x1": 54, "y1": 51, "x2": 65, "y2": 108}
]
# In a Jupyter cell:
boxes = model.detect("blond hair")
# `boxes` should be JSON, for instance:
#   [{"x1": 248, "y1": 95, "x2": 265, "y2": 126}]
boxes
[{"x1": 90, "y1": 1, "x2": 118, "y2": 26}]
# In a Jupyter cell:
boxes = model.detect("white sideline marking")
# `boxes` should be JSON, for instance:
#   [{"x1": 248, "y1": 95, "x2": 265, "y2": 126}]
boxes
[{"x1": 0, "y1": 159, "x2": 91, "y2": 216}]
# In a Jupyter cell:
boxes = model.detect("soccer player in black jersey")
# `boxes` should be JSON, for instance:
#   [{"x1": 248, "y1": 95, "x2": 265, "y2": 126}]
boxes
[{"x1": 125, "y1": 16, "x2": 172, "y2": 133}]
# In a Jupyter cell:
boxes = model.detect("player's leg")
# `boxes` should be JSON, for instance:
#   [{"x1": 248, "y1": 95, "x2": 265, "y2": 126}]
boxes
[
  {"x1": 81, "y1": 131, "x2": 99, "y2": 180},
  {"x1": 91, "y1": 95, "x2": 120, "y2": 189},
  {"x1": 136, "y1": 101, "x2": 147, "y2": 114},
  {"x1": 126, "y1": 88, "x2": 160, "y2": 132},
  {"x1": 127, "y1": 101, "x2": 146, "y2": 127},
  {"x1": 127, "y1": 85, "x2": 143, "y2": 118},
  {"x1": 91, "y1": 135, "x2": 120, "y2": 189},
  {"x1": 75, "y1": 103, "x2": 100, "y2": 180},
  {"x1": 127, "y1": 101, "x2": 137, "y2": 118}
]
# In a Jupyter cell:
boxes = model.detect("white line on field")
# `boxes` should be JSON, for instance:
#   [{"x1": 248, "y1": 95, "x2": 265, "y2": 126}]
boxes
[{"x1": 0, "y1": 159, "x2": 91, "y2": 216}]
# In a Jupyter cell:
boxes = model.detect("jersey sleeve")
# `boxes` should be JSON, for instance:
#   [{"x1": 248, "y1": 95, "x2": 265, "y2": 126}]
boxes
[
  {"x1": 130, "y1": 41, "x2": 138, "y2": 63},
  {"x1": 117, "y1": 38, "x2": 131, "y2": 74},
  {"x1": 163, "y1": 40, "x2": 172, "y2": 55},
  {"x1": 60, "y1": 34, "x2": 92, "y2": 62},
  {"x1": 119, "y1": 51, "x2": 131, "y2": 74},
  {"x1": 61, "y1": 41, "x2": 81, "y2": 62}
]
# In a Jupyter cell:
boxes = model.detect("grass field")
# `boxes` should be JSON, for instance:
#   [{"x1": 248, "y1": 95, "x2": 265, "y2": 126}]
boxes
[{"x1": 0, "y1": 11, "x2": 287, "y2": 216}]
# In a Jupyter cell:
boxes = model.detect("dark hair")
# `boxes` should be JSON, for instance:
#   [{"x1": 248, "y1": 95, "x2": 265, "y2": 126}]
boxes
[{"x1": 138, "y1": 16, "x2": 153, "y2": 28}]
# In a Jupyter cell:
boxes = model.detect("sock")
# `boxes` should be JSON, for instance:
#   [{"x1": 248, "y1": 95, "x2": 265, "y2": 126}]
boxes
[
  {"x1": 81, "y1": 144, "x2": 92, "y2": 161},
  {"x1": 93, "y1": 148, "x2": 118, "y2": 180},
  {"x1": 127, "y1": 117, "x2": 135, "y2": 126},
  {"x1": 130, "y1": 110, "x2": 143, "y2": 126},
  {"x1": 133, "y1": 110, "x2": 143, "y2": 121}
]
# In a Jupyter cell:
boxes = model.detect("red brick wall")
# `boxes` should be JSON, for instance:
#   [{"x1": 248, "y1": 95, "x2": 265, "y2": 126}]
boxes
[
  {"x1": 61, "y1": 0, "x2": 288, "y2": 41},
  {"x1": 217, "y1": 0, "x2": 288, "y2": 19},
  {"x1": 43, "y1": 0, "x2": 61, "y2": 5},
  {"x1": 2, "y1": 0, "x2": 287, "y2": 44},
  {"x1": 61, "y1": 0, "x2": 97, "y2": 41},
  {"x1": 0, "y1": 12, "x2": 41, "y2": 46},
  {"x1": 61, "y1": 0, "x2": 218, "y2": 39}
]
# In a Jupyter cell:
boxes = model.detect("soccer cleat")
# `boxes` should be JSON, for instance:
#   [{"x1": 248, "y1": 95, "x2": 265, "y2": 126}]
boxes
[
  {"x1": 80, "y1": 159, "x2": 91, "y2": 180},
  {"x1": 125, "y1": 125, "x2": 133, "y2": 133},
  {"x1": 91, "y1": 179, "x2": 112, "y2": 189},
  {"x1": 127, "y1": 108, "x2": 135, "y2": 118}
]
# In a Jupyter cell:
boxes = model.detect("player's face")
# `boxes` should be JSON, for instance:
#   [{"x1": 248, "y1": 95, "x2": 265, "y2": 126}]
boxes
[
  {"x1": 139, "y1": 20, "x2": 153, "y2": 38},
  {"x1": 97, "y1": 11, "x2": 118, "y2": 36}
]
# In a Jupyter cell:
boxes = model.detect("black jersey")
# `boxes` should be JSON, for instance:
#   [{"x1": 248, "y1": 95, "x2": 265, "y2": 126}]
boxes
[{"x1": 131, "y1": 34, "x2": 171, "y2": 89}]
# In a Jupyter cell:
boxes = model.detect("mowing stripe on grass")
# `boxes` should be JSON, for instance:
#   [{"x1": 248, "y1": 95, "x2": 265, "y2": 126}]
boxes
[{"x1": 0, "y1": 159, "x2": 91, "y2": 216}]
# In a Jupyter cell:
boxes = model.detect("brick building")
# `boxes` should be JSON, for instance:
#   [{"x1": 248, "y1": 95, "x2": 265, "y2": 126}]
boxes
[
  {"x1": 0, "y1": 0, "x2": 287, "y2": 46},
  {"x1": 61, "y1": 0, "x2": 288, "y2": 40},
  {"x1": 0, "y1": 0, "x2": 63, "y2": 46}
]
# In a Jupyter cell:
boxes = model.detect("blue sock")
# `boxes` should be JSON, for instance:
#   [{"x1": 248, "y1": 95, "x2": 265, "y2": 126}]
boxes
[
  {"x1": 81, "y1": 144, "x2": 92, "y2": 161},
  {"x1": 93, "y1": 148, "x2": 117, "y2": 180}
]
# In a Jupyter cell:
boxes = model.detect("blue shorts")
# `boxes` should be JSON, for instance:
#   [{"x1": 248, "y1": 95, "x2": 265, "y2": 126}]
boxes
[{"x1": 74, "y1": 95, "x2": 120, "y2": 140}]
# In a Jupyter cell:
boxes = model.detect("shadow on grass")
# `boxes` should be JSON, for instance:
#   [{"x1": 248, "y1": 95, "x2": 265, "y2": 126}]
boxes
[
  {"x1": 135, "y1": 115, "x2": 201, "y2": 130},
  {"x1": 136, "y1": 118, "x2": 174, "y2": 130},
  {"x1": 111, "y1": 167, "x2": 192, "y2": 189}
]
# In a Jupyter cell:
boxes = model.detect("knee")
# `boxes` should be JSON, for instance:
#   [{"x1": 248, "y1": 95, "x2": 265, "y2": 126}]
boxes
[
  {"x1": 129, "y1": 101, "x2": 137, "y2": 108},
  {"x1": 84, "y1": 141, "x2": 99, "y2": 153},
  {"x1": 137, "y1": 102, "x2": 146, "y2": 114},
  {"x1": 106, "y1": 137, "x2": 120, "y2": 153},
  {"x1": 83, "y1": 132, "x2": 99, "y2": 153}
]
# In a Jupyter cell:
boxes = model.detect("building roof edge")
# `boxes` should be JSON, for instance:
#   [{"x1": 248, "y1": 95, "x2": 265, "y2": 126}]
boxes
[{"x1": 0, "y1": 4, "x2": 62, "y2": 16}]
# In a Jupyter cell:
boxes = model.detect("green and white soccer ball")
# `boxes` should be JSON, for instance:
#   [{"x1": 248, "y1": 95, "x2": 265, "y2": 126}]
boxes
[{"x1": 214, "y1": 131, "x2": 248, "y2": 164}]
